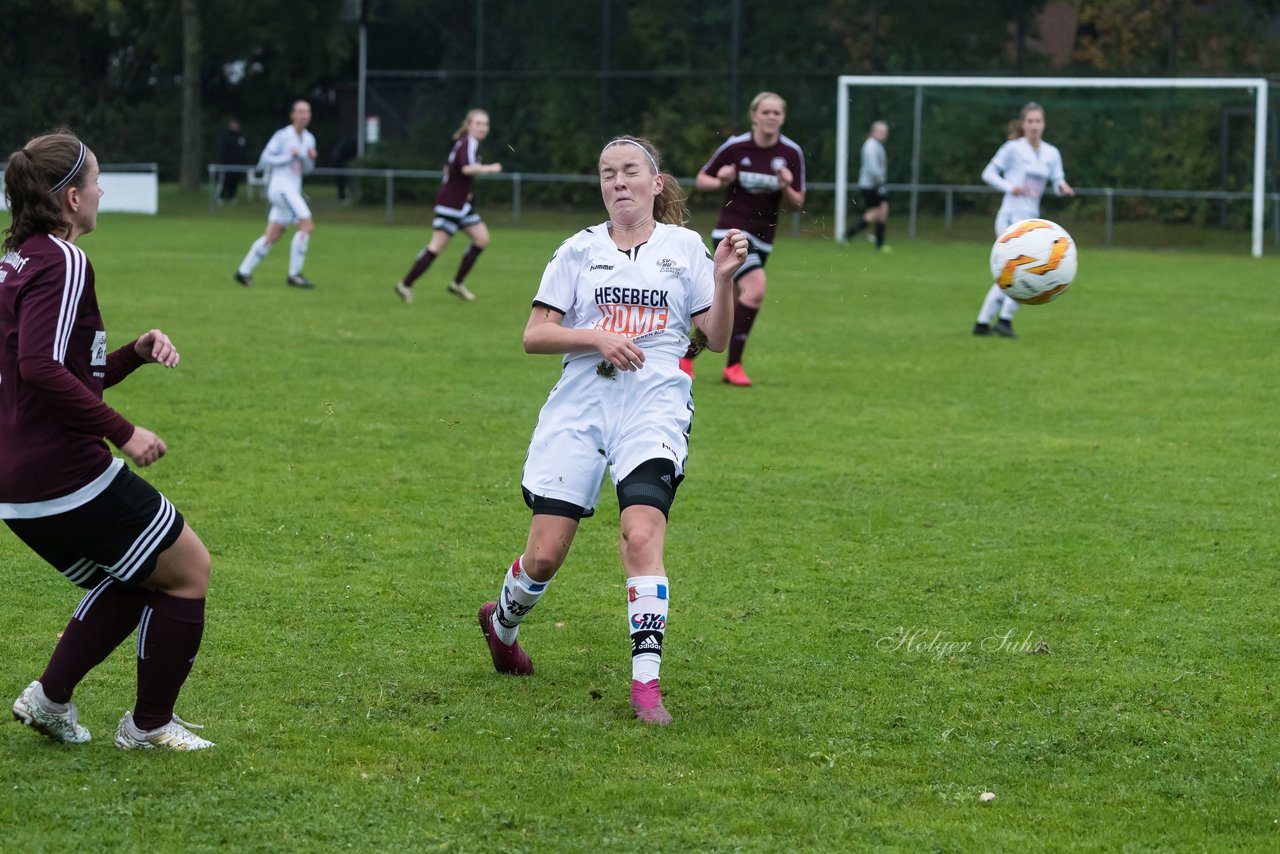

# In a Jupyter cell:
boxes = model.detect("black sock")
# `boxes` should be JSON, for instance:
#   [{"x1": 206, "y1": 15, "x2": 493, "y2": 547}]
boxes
[{"x1": 875, "y1": 222, "x2": 886, "y2": 248}]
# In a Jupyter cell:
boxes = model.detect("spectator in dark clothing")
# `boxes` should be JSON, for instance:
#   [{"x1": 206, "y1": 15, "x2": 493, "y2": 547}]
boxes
[
  {"x1": 218, "y1": 118, "x2": 248, "y2": 204},
  {"x1": 331, "y1": 135, "x2": 358, "y2": 204}
]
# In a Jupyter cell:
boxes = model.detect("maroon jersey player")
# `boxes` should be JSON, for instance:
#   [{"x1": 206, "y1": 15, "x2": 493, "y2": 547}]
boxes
[
  {"x1": 681, "y1": 91, "x2": 806, "y2": 387},
  {"x1": 394, "y1": 109, "x2": 503, "y2": 304},
  {"x1": 2, "y1": 132, "x2": 215, "y2": 750}
]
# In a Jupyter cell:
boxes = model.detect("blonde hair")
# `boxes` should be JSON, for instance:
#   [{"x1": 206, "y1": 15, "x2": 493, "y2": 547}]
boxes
[
  {"x1": 599, "y1": 135, "x2": 689, "y2": 226},
  {"x1": 453, "y1": 109, "x2": 489, "y2": 141},
  {"x1": 749, "y1": 91, "x2": 786, "y2": 116},
  {"x1": 3, "y1": 131, "x2": 89, "y2": 252},
  {"x1": 1007, "y1": 102, "x2": 1044, "y2": 140}
]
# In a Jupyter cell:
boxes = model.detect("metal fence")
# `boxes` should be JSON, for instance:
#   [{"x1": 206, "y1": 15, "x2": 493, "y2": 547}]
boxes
[{"x1": 208, "y1": 164, "x2": 1280, "y2": 250}]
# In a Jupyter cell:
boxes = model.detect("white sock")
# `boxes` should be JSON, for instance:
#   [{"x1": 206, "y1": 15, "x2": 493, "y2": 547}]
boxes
[
  {"x1": 998, "y1": 297, "x2": 1019, "y2": 322},
  {"x1": 627, "y1": 575, "x2": 669, "y2": 683},
  {"x1": 492, "y1": 555, "x2": 550, "y2": 645},
  {"x1": 976, "y1": 284, "x2": 1005, "y2": 324},
  {"x1": 238, "y1": 236, "x2": 270, "y2": 276},
  {"x1": 289, "y1": 232, "x2": 310, "y2": 277}
]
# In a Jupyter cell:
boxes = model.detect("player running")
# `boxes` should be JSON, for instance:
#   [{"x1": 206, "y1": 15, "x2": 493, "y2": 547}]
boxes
[
  {"x1": 476, "y1": 135, "x2": 748, "y2": 725},
  {"x1": 973, "y1": 102, "x2": 1074, "y2": 338},
  {"x1": 394, "y1": 109, "x2": 503, "y2": 303},
  {"x1": 2, "y1": 132, "x2": 215, "y2": 750},
  {"x1": 235, "y1": 100, "x2": 319, "y2": 289},
  {"x1": 680, "y1": 91, "x2": 806, "y2": 387}
]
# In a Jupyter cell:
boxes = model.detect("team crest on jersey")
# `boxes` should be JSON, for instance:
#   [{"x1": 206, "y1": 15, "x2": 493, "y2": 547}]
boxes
[
  {"x1": 770, "y1": 156, "x2": 787, "y2": 172},
  {"x1": 91, "y1": 331, "x2": 107, "y2": 366},
  {"x1": 655, "y1": 258, "x2": 685, "y2": 277}
]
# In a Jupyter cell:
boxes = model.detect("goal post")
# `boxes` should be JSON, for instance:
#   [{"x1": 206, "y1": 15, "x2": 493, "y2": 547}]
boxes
[{"x1": 835, "y1": 75, "x2": 1272, "y2": 257}]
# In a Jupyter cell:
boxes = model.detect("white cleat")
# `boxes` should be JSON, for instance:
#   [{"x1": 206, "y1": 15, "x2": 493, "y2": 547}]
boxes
[
  {"x1": 447, "y1": 281, "x2": 476, "y2": 302},
  {"x1": 114, "y1": 711, "x2": 215, "y2": 751},
  {"x1": 12, "y1": 680, "x2": 91, "y2": 744},
  {"x1": 394, "y1": 282, "x2": 415, "y2": 304}
]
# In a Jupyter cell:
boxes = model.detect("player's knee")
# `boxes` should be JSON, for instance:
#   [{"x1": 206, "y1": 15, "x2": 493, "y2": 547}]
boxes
[{"x1": 521, "y1": 549, "x2": 565, "y2": 580}]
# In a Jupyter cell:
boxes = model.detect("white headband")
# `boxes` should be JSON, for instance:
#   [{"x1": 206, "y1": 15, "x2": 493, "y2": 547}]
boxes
[
  {"x1": 49, "y1": 142, "x2": 86, "y2": 194},
  {"x1": 602, "y1": 138, "x2": 659, "y2": 175}
]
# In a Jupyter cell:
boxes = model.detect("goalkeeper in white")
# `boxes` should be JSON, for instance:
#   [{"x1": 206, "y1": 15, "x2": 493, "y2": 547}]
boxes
[
  {"x1": 973, "y1": 102, "x2": 1073, "y2": 338},
  {"x1": 234, "y1": 100, "x2": 319, "y2": 289}
]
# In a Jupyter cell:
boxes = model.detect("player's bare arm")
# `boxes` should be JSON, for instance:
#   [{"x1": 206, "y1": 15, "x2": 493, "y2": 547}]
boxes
[
  {"x1": 522, "y1": 306, "x2": 645, "y2": 369},
  {"x1": 695, "y1": 229, "x2": 749, "y2": 352},
  {"x1": 775, "y1": 166, "x2": 805, "y2": 211},
  {"x1": 696, "y1": 167, "x2": 732, "y2": 192}
]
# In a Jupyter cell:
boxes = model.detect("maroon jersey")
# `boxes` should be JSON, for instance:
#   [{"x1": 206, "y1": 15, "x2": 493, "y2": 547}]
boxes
[
  {"x1": 0, "y1": 234, "x2": 144, "y2": 514},
  {"x1": 434, "y1": 134, "x2": 481, "y2": 212},
  {"x1": 701, "y1": 132, "x2": 806, "y2": 247}
]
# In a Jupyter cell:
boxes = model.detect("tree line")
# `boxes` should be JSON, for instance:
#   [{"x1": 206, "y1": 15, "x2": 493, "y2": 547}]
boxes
[{"x1": 2, "y1": 0, "x2": 1276, "y2": 222}]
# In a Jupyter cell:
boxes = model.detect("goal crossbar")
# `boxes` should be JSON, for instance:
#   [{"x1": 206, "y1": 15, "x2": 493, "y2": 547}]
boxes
[{"x1": 835, "y1": 75, "x2": 1271, "y2": 257}]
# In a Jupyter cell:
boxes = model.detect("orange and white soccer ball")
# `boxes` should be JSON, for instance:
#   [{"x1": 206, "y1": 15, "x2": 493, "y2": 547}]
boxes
[{"x1": 989, "y1": 218, "x2": 1078, "y2": 305}]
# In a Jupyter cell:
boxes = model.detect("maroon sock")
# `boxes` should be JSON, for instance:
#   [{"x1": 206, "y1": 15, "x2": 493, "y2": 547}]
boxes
[
  {"x1": 726, "y1": 301, "x2": 759, "y2": 367},
  {"x1": 403, "y1": 248, "x2": 437, "y2": 287},
  {"x1": 40, "y1": 579, "x2": 149, "y2": 703},
  {"x1": 133, "y1": 592, "x2": 206, "y2": 731},
  {"x1": 453, "y1": 244, "x2": 483, "y2": 285}
]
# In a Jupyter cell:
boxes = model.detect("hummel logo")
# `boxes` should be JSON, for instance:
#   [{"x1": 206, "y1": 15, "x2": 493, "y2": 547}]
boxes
[{"x1": 591, "y1": 263, "x2": 614, "y2": 271}]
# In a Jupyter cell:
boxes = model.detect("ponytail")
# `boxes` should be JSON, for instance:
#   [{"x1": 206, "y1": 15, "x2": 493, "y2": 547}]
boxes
[{"x1": 3, "y1": 131, "x2": 86, "y2": 252}]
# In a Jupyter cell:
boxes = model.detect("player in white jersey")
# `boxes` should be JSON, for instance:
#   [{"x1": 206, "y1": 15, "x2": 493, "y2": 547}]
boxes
[
  {"x1": 844, "y1": 120, "x2": 890, "y2": 250},
  {"x1": 476, "y1": 135, "x2": 748, "y2": 726},
  {"x1": 234, "y1": 100, "x2": 319, "y2": 289},
  {"x1": 973, "y1": 102, "x2": 1073, "y2": 338}
]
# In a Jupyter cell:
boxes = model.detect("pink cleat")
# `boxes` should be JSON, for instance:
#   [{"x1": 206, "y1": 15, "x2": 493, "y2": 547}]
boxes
[
  {"x1": 678, "y1": 357, "x2": 695, "y2": 379},
  {"x1": 721, "y1": 363, "x2": 753, "y2": 387},
  {"x1": 478, "y1": 602, "x2": 533, "y2": 675},
  {"x1": 630, "y1": 679, "x2": 673, "y2": 725}
]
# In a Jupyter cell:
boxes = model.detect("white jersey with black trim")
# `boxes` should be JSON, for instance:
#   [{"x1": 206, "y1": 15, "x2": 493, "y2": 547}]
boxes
[
  {"x1": 982, "y1": 137, "x2": 1066, "y2": 223},
  {"x1": 258, "y1": 125, "x2": 317, "y2": 195},
  {"x1": 532, "y1": 221, "x2": 715, "y2": 367}
]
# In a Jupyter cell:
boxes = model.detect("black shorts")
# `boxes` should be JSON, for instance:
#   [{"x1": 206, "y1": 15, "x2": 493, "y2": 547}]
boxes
[
  {"x1": 710, "y1": 230, "x2": 770, "y2": 283},
  {"x1": 5, "y1": 467, "x2": 184, "y2": 590},
  {"x1": 432, "y1": 202, "x2": 483, "y2": 235},
  {"x1": 862, "y1": 187, "x2": 888, "y2": 208}
]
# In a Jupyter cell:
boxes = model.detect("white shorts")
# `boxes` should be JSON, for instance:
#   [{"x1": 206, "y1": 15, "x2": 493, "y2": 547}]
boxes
[
  {"x1": 522, "y1": 358, "x2": 693, "y2": 513},
  {"x1": 994, "y1": 205, "x2": 1038, "y2": 237},
  {"x1": 267, "y1": 187, "x2": 313, "y2": 226}
]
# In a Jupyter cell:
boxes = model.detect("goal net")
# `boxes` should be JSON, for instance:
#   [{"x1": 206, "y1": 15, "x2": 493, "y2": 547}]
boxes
[{"x1": 835, "y1": 76, "x2": 1274, "y2": 256}]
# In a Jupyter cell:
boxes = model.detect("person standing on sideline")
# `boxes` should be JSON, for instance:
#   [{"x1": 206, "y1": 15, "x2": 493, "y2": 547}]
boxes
[
  {"x1": 330, "y1": 134, "x2": 358, "y2": 205},
  {"x1": 844, "y1": 120, "x2": 890, "y2": 251},
  {"x1": 973, "y1": 102, "x2": 1073, "y2": 338},
  {"x1": 476, "y1": 135, "x2": 749, "y2": 725},
  {"x1": 234, "y1": 100, "x2": 319, "y2": 289},
  {"x1": 680, "y1": 91, "x2": 805, "y2": 387},
  {"x1": 2, "y1": 132, "x2": 214, "y2": 751},
  {"x1": 217, "y1": 117, "x2": 248, "y2": 205},
  {"x1": 394, "y1": 109, "x2": 502, "y2": 304}
]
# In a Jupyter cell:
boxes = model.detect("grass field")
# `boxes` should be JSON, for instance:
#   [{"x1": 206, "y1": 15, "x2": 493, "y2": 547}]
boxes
[{"x1": 1, "y1": 197, "x2": 1277, "y2": 851}]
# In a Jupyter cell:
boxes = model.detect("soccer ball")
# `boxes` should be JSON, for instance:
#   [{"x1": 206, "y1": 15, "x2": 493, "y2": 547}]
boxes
[{"x1": 989, "y1": 219, "x2": 1078, "y2": 305}]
